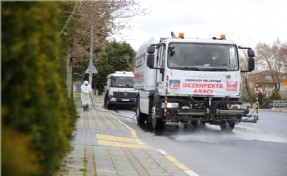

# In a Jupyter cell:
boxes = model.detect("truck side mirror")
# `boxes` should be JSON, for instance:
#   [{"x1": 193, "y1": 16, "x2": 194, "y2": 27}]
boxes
[
  {"x1": 147, "y1": 46, "x2": 155, "y2": 54},
  {"x1": 147, "y1": 54, "x2": 155, "y2": 68},
  {"x1": 248, "y1": 57, "x2": 255, "y2": 72},
  {"x1": 248, "y1": 48, "x2": 255, "y2": 57}
]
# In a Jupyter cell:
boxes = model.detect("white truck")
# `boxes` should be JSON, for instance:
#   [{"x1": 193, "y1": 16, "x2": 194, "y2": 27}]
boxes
[
  {"x1": 104, "y1": 71, "x2": 138, "y2": 109},
  {"x1": 134, "y1": 33, "x2": 258, "y2": 131}
]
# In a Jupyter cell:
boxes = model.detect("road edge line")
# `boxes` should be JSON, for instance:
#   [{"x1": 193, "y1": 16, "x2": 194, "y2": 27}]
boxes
[{"x1": 157, "y1": 149, "x2": 200, "y2": 176}]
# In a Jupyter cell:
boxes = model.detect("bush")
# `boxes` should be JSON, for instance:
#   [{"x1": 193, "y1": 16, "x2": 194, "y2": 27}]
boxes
[
  {"x1": 2, "y1": 127, "x2": 40, "y2": 176},
  {"x1": 2, "y1": 2, "x2": 77, "y2": 175},
  {"x1": 258, "y1": 91, "x2": 266, "y2": 106},
  {"x1": 270, "y1": 92, "x2": 281, "y2": 100}
]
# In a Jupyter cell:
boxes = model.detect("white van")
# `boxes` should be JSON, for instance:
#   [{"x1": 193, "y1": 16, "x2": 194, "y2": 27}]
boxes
[{"x1": 104, "y1": 71, "x2": 138, "y2": 109}]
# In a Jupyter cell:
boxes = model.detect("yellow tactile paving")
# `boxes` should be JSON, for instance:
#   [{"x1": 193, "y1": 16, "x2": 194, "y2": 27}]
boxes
[
  {"x1": 96, "y1": 134, "x2": 147, "y2": 149},
  {"x1": 97, "y1": 140, "x2": 147, "y2": 149},
  {"x1": 96, "y1": 134, "x2": 137, "y2": 143}
]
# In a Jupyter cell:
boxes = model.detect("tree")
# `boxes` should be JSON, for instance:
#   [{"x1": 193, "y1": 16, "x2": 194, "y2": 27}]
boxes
[
  {"x1": 256, "y1": 39, "x2": 287, "y2": 93},
  {"x1": 94, "y1": 40, "x2": 136, "y2": 93},
  {"x1": 59, "y1": 1, "x2": 147, "y2": 96},
  {"x1": 59, "y1": 1, "x2": 81, "y2": 98},
  {"x1": 2, "y1": 2, "x2": 77, "y2": 175}
]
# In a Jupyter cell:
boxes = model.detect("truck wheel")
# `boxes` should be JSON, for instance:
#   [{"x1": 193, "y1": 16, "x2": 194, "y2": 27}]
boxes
[
  {"x1": 104, "y1": 93, "x2": 112, "y2": 109},
  {"x1": 104, "y1": 94, "x2": 108, "y2": 108},
  {"x1": 106, "y1": 100, "x2": 112, "y2": 110},
  {"x1": 151, "y1": 102, "x2": 164, "y2": 131},
  {"x1": 136, "y1": 97, "x2": 146, "y2": 125},
  {"x1": 191, "y1": 121, "x2": 198, "y2": 128},
  {"x1": 220, "y1": 121, "x2": 227, "y2": 130},
  {"x1": 228, "y1": 122, "x2": 235, "y2": 130}
]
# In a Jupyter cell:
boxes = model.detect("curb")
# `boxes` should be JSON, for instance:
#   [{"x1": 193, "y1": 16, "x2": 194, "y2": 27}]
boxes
[{"x1": 258, "y1": 109, "x2": 287, "y2": 113}]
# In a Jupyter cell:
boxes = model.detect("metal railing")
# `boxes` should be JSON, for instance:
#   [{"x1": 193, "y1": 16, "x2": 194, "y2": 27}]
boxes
[{"x1": 272, "y1": 100, "x2": 287, "y2": 109}]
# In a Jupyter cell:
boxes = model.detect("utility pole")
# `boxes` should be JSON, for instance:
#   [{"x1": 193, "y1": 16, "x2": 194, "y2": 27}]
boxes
[
  {"x1": 85, "y1": 24, "x2": 98, "y2": 91},
  {"x1": 89, "y1": 24, "x2": 94, "y2": 86}
]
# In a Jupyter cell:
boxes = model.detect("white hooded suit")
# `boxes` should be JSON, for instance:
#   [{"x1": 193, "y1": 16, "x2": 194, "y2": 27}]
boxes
[{"x1": 81, "y1": 81, "x2": 92, "y2": 106}]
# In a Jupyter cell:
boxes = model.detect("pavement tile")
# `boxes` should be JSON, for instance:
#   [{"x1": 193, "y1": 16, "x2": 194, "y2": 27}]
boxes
[{"x1": 57, "y1": 96, "x2": 189, "y2": 176}]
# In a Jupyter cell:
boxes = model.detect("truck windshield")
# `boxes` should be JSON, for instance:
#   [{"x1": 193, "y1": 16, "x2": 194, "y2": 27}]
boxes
[
  {"x1": 167, "y1": 43, "x2": 239, "y2": 71},
  {"x1": 111, "y1": 76, "x2": 134, "y2": 88}
]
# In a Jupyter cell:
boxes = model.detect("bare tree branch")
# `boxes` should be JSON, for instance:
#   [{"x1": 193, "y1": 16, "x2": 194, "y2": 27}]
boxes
[
  {"x1": 255, "y1": 39, "x2": 287, "y2": 94},
  {"x1": 60, "y1": 2, "x2": 79, "y2": 35}
]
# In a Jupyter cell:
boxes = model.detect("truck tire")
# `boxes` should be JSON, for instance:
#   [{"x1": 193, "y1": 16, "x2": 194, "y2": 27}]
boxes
[
  {"x1": 136, "y1": 97, "x2": 146, "y2": 125},
  {"x1": 104, "y1": 93, "x2": 112, "y2": 109},
  {"x1": 191, "y1": 121, "x2": 198, "y2": 128},
  {"x1": 151, "y1": 100, "x2": 164, "y2": 131},
  {"x1": 220, "y1": 121, "x2": 227, "y2": 130},
  {"x1": 228, "y1": 122, "x2": 235, "y2": 130},
  {"x1": 104, "y1": 93, "x2": 108, "y2": 108}
]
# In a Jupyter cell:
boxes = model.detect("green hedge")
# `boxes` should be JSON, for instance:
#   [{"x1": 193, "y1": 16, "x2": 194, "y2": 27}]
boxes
[{"x1": 2, "y1": 2, "x2": 77, "y2": 175}]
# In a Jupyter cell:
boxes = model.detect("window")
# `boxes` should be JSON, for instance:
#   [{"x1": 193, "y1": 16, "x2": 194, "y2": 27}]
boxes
[
  {"x1": 265, "y1": 75, "x2": 272, "y2": 81},
  {"x1": 111, "y1": 76, "x2": 134, "y2": 88},
  {"x1": 229, "y1": 47, "x2": 238, "y2": 69},
  {"x1": 279, "y1": 74, "x2": 285, "y2": 79},
  {"x1": 167, "y1": 43, "x2": 239, "y2": 71},
  {"x1": 265, "y1": 83, "x2": 274, "y2": 88}
]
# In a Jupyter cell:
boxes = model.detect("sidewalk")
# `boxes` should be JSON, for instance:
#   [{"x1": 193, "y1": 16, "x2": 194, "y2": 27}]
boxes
[
  {"x1": 259, "y1": 108, "x2": 287, "y2": 113},
  {"x1": 57, "y1": 95, "x2": 192, "y2": 176}
]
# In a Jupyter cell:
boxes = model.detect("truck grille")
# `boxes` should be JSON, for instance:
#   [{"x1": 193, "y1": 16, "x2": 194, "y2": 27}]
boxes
[{"x1": 113, "y1": 92, "x2": 137, "y2": 98}]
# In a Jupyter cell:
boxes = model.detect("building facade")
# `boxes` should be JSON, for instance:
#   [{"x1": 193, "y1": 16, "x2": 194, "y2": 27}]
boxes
[{"x1": 248, "y1": 71, "x2": 287, "y2": 99}]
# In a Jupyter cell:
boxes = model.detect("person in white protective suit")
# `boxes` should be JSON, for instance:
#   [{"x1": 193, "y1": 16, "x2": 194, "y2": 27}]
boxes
[{"x1": 81, "y1": 80, "x2": 92, "y2": 111}]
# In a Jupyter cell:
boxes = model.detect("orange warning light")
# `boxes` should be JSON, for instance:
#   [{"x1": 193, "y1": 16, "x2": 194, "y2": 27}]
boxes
[{"x1": 178, "y1": 33, "x2": 184, "y2": 39}]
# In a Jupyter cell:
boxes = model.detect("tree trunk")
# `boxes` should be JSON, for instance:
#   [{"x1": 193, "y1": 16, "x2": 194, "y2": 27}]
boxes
[{"x1": 66, "y1": 49, "x2": 73, "y2": 98}]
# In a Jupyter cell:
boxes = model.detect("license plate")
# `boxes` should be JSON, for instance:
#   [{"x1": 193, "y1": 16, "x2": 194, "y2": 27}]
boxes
[{"x1": 121, "y1": 99, "x2": 130, "y2": 101}]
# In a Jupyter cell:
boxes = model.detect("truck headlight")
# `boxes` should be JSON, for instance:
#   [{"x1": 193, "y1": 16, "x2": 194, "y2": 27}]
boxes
[
  {"x1": 162, "y1": 103, "x2": 179, "y2": 109},
  {"x1": 110, "y1": 97, "x2": 116, "y2": 102}
]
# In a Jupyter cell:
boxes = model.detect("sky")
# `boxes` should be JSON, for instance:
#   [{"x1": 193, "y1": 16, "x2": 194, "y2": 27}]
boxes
[{"x1": 114, "y1": 0, "x2": 287, "y2": 51}]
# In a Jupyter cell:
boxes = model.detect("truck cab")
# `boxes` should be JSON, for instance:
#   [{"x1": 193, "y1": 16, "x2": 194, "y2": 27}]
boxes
[{"x1": 104, "y1": 71, "x2": 138, "y2": 109}]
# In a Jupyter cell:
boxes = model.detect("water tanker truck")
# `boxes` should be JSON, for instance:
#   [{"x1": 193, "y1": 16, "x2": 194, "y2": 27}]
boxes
[{"x1": 134, "y1": 32, "x2": 258, "y2": 131}]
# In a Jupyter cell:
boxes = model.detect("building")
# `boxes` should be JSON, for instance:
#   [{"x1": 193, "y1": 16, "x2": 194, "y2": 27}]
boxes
[{"x1": 248, "y1": 70, "x2": 287, "y2": 99}]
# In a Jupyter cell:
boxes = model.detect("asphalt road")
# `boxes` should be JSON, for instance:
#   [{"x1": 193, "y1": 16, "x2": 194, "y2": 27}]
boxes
[{"x1": 108, "y1": 108, "x2": 287, "y2": 176}]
